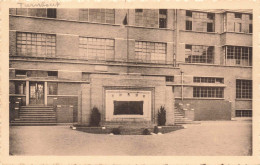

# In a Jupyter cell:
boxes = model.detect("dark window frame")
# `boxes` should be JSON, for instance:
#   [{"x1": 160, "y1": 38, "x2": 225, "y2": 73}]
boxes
[
  {"x1": 186, "y1": 20, "x2": 192, "y2": 30},
  {"x1": 249, "y1": 24, "x2": 253, "y2": 33},
  {"x1": 166, "y1": 76, "x2": 174, "y2": 82},
  {"x1": 48, "y1": 71, "x2": 58, "y2": 77},
  {"x1": 235, "y1": 110, "x2": 252, "y2": 117},
  {"x1": 15, "y1": 70, "x2": 27, "y2": 76},
  {"x1": 235, "y1": 13, "x2": 242, "y2": 19},
  {"x1": 186, "y1": 10, "x2": 192, "y2": 17},
  {"x1": 236, "y1": 79, "x2": 252, "y2": 99},
  {"x1": 47, "y1": 8, "x2": 57, "y2": 18}
]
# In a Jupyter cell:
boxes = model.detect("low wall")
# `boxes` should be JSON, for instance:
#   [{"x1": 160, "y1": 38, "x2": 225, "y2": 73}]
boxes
[
  {"x1": 56, "y1": 105, "x2": 74, "y2": 123},
  {"x1": 49, "y1": 96, "x2": 78, "y2": 122},
  {"x1": 175, "y1": 99, "x2": 232, "y2": 120}
]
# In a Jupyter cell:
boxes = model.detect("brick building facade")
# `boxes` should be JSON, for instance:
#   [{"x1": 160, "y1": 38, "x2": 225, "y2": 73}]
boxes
[{"x1": 9, "y1": 9, "x2": 252, "y2": 125}]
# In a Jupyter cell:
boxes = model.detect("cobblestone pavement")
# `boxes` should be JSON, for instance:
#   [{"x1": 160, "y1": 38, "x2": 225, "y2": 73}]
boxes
[{"x1": 9, "y1": 120, "x2": 252, "y2": 156}]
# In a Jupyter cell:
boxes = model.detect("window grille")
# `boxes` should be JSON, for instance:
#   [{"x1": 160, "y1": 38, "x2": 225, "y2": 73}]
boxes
[
  {"x1": 224, "y1": 46, "x2": 252, "y2": 66},
  {"x1": 185, "y1": 10, "x2": 215, "y2": 32},
  {"x1": 235, "y1": 110, "x2": 252, "y2": 117},
  {"x1": 79, "y1": 37, "x2": 115, "y2": 61},
  {"x1": 135, "y1": 41, "x2": 166, "y2": 64},
  {"x1": 236, "y1": 79, "x2": 252, "y2": 99},
  {"x1": 16, "y1": 32, "x2": 56, "y2": 57},
  {"x1": 79, "y1": 9, "x2": 115, "y2": 24},
  {"x1": 193, "y1": 87, "x2": 224, "y2": 98},
  {"x1": 193, "y1": 77, "x2": 224, "y2": 83},
  {"x1": 185, "y1": 45, "x2": 214, "y2": 64}
]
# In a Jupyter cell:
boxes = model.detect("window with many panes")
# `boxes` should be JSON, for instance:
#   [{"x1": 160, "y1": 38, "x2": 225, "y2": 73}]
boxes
[
  {"x1": 135, "y1": 41, "x2": 166, "y2": 63},
  {"x1": 185, "y1": 10, "x2": 215, "y2": 32},
  {"x1": 185, "y1": 45, "x2": 214, "y2": 64},
  {"x1": 224, "y1": 13, "x2": 252, "y2": 33},
  {"x1": 14, "y1": 8, "x2": 57, "y2": 18},
  {"x1": 79, "y1": 9, "x2": 115, "y2": 24},
  {"x1": 16, "y1": 32, "x2": 56, "y2": 57},
  {"x1": 236, "y1": 79, "x2": 252, "y2": 99},
  {"x1": 79, "y1": 37, "x2": 115, "y2": 60},
  {"x1": 224, "y1": 46, "x2": 252, "y2": 66},
  {"x1": 235, "y1": 110, "x2": 252, "y2": 117},
  {"x1": 135, "y1": 9, "x2": 167, "y2": 28},
  {"x1": 193, "y1": 77, "x2": 224, "y2": 84},
  {"x1": 193, "y1": 87, "x2": 224, "y2": 98},
  {"x1": 166, "y1": 76, "x2": 174, "y2": 82}
]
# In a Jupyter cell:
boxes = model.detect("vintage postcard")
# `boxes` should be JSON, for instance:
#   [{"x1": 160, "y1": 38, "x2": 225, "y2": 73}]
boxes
[{"x1": 0, "y1": 0, "x2": 259, "y2": 164}]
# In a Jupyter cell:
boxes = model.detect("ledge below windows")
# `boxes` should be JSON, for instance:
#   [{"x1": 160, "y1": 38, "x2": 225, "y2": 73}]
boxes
[
  {"x1": 175, "y1": 97, "x2": 225, "y2": 100},
  {"x1": 177, "y1": 63, "x2": 252, "y2": 68},
  {"x1": 235, "y1": 99, "x2": 252, "y2": 101},
  {"x1": 170, "y1": 83, "x2": 226, "y2": 87},
  {"x1": 179, "y1": 30, "x2": 218, "y2": 35},
  {"x1": 10, "y1": 56, "x2": 177, "y2": 69},
  {"x1": 10, "y1": 15, "x2": 121, "y2": 27}
]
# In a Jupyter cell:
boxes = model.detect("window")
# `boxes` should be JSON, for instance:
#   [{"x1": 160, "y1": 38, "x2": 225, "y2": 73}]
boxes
[
  {"x1": 193, "y1": 77, "x2": 224, "y2": 84},
  {"x1": 224, "y1": 13, "x2": 252, "y2": 33},
  {"x1": 135, "y1": 41, "x2": 166, "y2": 63},
  {"x1": 249, "y1": 14, "x2": 252, "y2": 20},
  {"x1": 15, "y1": 81, "x2": 26, "y2": 94},
  {"x1": 47, "y1": 9, "x2": 56, "y2": 18},
  {"x1": 16, "y1": 32, "x2": 56, "y2": 57},
  {"x1": 185, "y1": 45, "x2": 214, "y2": 64},
  {"x1": 166, "y1": 76, "x2": 174, "y2": 82},
  {"x1": 186, "y1": 21, "x2": 192, "y2": 30},
  {"x1": 14, "y1": 8, "x2": 56, "y2": 18},
  {"x1": 15, "y1": 70, "x2": 27, "y2": 76},
  {"x1": 193, "y1": 87, "x2": 224, "y2": 98},
  {"x1": 207, "y1": 13, "x2": 214, "y2": 20},
  {"x1": 234, "y1": 22, "x2": 242, "y2": 32},
  {"x1": 236, "y1": 79, "x2": 252, "y2": 99},
  {"x1": 235, "y1": 110, "x2": 252, "y2": 117},
  {"x1": 79, "y1": 37, "x2": 115, "y2": 60},
  {"x1": 249, "y1": 24, "x2": 252, "y2": 33},
  {"x1": 207, "y1": 23, "x2": 214, "y2": 32},
  {"x1": 48, "y1": 71, "x2": 58, "y2": 77},
  {"x1": 114, "y1": 101, "x2": 143, "y2": 115},
  {"x1": 186, "y1": 11, "x2": 215, "y2": 32},
  {"x1": 186, "y1": 10, "x2": 192, "y2": 17},
  {"x1": 79, "y1": 9, "x2": 115, "y2": 24},
  {"x1": 224, "y1": 46, "x2": 252, "y2": 66},
  {"x1": 135, "y1": 9, "x2": 167, "y2": 28},
  {"x1": 159, "y1": 9, "x2": 167, "y2": 28},
  {"x1": 48, "y1": 82, "x2": 58, "y2": 95},
  {"x1": 235, "y1": 13, "x2": 242, "y2": 19}
]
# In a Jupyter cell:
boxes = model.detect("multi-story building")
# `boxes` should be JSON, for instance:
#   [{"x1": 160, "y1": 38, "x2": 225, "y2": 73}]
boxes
[{"x1": 9, "y1": 9, "x2": 252, "y2": 125}]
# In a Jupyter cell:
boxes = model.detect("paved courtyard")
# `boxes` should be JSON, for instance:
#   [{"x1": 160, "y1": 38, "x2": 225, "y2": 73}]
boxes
[{"x1": 9, "y1": 120, "x2": 252, "y2": 156}]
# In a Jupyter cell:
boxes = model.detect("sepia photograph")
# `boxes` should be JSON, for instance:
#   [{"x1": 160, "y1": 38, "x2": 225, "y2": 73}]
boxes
[
  {"x1": 7, "y1": 7, "x2": 253, "y2": 156},
  {"x1": 1, "y1": 0, "x2": 259, "y2": 164}
]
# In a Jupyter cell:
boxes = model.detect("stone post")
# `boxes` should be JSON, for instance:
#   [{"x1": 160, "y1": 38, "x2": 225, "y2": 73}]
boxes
[{"x1": 165, "y1": 86, "x2": 175, "y2": 125}]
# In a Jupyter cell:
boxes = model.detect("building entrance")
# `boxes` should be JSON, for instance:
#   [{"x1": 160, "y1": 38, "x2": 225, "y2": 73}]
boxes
[{"x1": 29, "y1": 82, "x2": 44, "y2": 105}]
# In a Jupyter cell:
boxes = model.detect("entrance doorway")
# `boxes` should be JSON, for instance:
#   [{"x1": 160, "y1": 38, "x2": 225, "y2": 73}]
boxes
[{"x1": 29, "y1": 82, "x2": 44, "y2": 105}]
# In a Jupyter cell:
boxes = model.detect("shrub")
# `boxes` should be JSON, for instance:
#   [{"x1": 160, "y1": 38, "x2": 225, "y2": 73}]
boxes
[
  {"x1": 89, "y1": 107, "x2": 101, "y2": 127},
  {"x1": 157, "y1": 106, "x2": 166, "y2": 126},
  {"x1": 111, "y1": 128, "x2": 121, "y2": 135},
  {"x1": 153, "y1": 126, "x2": 159, "y2": 134},
  {"x1": 142, "y1": 129, "x2": 151, "y2": 135}
]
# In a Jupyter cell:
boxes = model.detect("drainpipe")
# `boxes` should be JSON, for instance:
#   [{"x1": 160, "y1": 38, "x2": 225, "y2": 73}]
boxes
[
  {"x1": 174, "y1": 9, "x2": 178, "y2": 67},
  {"x1": 181, "y1": 71, "x2": 184, "y2": 101}
]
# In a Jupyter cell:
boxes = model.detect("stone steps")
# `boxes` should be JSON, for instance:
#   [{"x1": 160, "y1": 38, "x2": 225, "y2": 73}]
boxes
[{"x1": 10, "y1": 106, "x2": 57, "y2": 126}]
